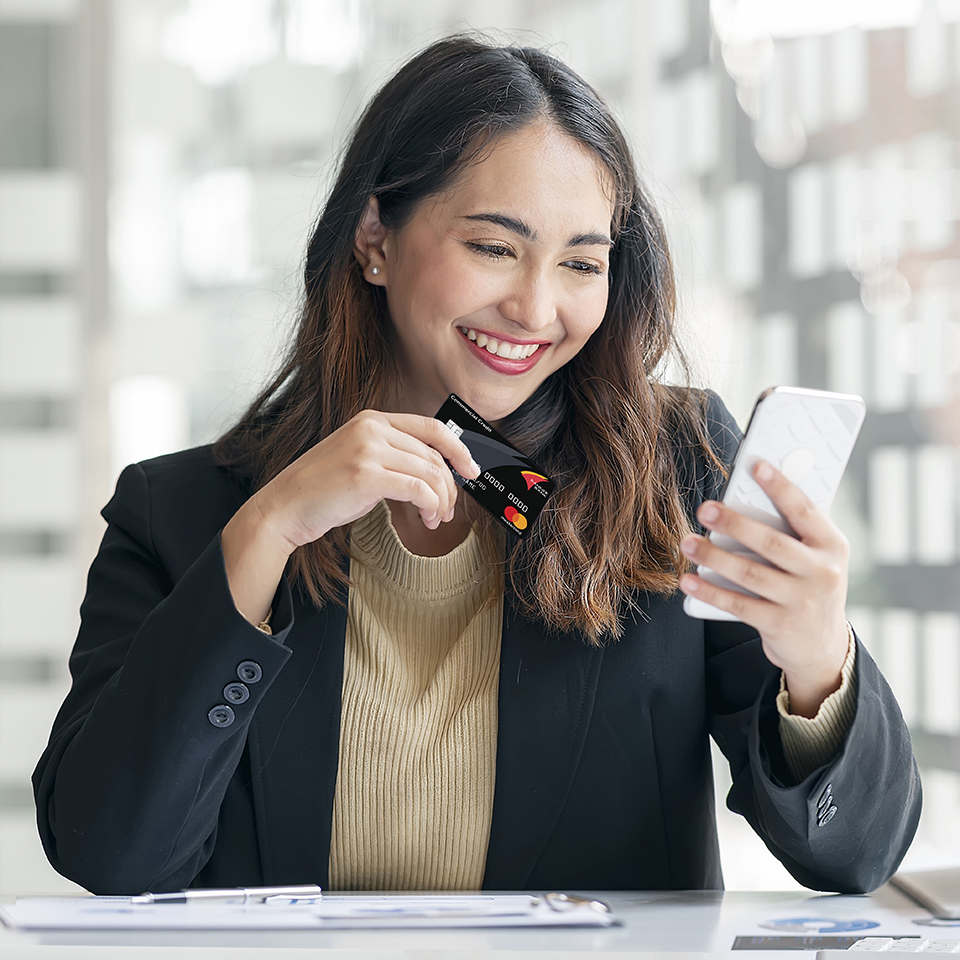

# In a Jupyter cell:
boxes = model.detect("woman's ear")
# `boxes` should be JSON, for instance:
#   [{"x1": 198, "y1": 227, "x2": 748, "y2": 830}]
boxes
[{"x1": 354, "y1": 196, "x2": 389, "y2": 286}]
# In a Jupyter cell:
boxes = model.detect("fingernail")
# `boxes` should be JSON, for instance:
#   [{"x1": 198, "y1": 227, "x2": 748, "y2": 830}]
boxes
[
  {"x1": 680, "y1": 535, "x2": 698, "y2": 556},
  {"x1": 680, "y1": 575, "x2": 698, "y2": 592},
  {"x1": 756, "y1": 461, "x2": 774, "y2": 481},
  {"x1": 470, "y1": 459, "x2": 481, "y2": 476},
  {"x1": 700, "y1": 503, "x2": 719, "y2": 523}
]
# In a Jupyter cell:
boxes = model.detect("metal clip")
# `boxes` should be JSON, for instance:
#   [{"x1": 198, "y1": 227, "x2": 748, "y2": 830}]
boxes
[{"x1": 541, "y1": 892, "x2": 610, "y2": 914}]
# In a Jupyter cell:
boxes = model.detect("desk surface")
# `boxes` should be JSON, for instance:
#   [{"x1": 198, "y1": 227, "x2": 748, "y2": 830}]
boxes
[{"x1": 0, "y1": 885, "x2": 941, "y2": 958}]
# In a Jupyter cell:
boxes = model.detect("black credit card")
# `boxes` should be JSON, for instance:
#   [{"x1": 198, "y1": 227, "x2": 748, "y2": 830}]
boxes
[{"x1": 435, "y1": 394, "x2": 556, "y2": 539}]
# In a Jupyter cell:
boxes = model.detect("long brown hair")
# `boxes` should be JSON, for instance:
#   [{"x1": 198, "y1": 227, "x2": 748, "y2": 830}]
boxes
[{"x1": 215, "y1": 35, "x2": 724, "y2": 642}]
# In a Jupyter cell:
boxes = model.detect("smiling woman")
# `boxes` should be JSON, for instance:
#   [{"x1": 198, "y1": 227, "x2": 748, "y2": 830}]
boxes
[
  {"x1": 356, "y1": 122, "x2": 612, "y2": 422},
  {"x1": 33, "y1": 35, "x2": 919, "y2": 897}
]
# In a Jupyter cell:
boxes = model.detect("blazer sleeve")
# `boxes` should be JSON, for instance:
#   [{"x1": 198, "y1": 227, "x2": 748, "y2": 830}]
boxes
[
  {"x1": 699, "y1": 391, "x2": 921, "y2": 892},
  {"x1": 32, "y1": 461, "x2": 295, "y2": 895}
]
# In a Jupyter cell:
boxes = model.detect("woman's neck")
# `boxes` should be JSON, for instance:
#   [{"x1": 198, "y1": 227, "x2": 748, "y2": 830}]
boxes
[{"x1": 385, "y1": 498, "x2": 477, "y2": 557}]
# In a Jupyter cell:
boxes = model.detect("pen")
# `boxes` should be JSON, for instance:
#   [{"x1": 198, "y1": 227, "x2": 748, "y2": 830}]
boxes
[{"x1": 130, "y1": 884, "x2": 323, "y2": 904}]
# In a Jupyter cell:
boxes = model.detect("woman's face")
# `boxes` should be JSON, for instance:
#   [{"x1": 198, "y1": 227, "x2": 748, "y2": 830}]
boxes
[{"x1": 365, "y1": 121, "x2": 615, "y2": 423}]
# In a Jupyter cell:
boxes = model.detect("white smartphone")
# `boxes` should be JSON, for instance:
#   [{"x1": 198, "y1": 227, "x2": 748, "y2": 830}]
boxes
[{"x1": 683, "y1": 386, "x2": 866, "y2": 622}]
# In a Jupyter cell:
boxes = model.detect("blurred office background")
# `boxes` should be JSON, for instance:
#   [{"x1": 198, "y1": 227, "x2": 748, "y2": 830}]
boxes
[{"x1": 0, "y1": 0, "x2": 958, "y2": 892}]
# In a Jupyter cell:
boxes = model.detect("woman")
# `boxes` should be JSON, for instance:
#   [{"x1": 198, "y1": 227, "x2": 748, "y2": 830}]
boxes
[{"x1": 34, "y1": 36, "x2": 919, "y2": 896}]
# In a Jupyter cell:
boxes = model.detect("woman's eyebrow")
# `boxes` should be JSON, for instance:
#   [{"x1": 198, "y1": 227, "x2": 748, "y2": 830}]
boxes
[
  {"x1": 569, "y1": 232, "x2": 613, "y2": 248},
  {"x1": 461, "y1": 212, "x2": 535, "y2": 239},
  {"x1": 460, "y1": 213, "x2": 612, "y2": 248}
]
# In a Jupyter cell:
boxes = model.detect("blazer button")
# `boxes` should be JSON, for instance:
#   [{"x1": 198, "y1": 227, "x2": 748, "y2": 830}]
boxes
[
  {"x1": 224, "y1": 682, "x2": 249, "y2": 704},
  {"x1": 817, "y1": 783, "x2": 833, "y2": 809},
  {"x1": 818, "y1": 804, "x2": 838, "y2": 826},
  {"x1": 237, "y1": 660, "x2": 263, "y2": 684},
  {"x1": 208, "y1": 704, "x2": 236, "y2": 728}
]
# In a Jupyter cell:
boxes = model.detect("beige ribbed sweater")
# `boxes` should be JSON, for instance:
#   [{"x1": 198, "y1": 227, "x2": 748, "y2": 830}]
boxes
[
  {"x1": 328, "y1": 500, "x2": 502, "y2": 891},
  {"x1": 327, "y1": 500, "x2": 857, "y2": 890},
  {"x1": 777, "y1": 624, "x2": 858, "y2": 779}
]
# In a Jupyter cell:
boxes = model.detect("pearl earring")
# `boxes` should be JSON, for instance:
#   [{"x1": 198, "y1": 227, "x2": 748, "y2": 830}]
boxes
[{"x1": 371, "y1": 266, "x2": 380, "y2": 275}]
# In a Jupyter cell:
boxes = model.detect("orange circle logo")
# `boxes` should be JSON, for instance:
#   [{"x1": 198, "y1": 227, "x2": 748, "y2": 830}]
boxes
[{"x1": 504, "y1": 506, "x2": 528, "y2": 530}]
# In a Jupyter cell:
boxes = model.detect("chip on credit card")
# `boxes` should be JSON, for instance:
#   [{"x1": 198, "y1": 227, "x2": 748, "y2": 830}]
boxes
[{"x1": 435, "y1": 393, "x2": 556, "y2": 539}]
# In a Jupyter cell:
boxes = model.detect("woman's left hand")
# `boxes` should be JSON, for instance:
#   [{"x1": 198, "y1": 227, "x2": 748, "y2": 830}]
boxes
[{"x1": 678, "y1": 460, "x2": 850, "y2": 719}]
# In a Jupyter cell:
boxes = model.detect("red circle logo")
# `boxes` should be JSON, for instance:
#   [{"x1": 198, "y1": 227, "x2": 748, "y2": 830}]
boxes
[{"x1": 504, "y1": 506, "x2": 528, "y2": 530}]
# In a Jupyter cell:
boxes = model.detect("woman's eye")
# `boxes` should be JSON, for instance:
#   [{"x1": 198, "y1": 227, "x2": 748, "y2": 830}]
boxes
[
  {"x1": 467, "y1": 241, "x2": 513, "y2": 259},
  {"x1": 564, "y1": 260, "x2": 604, "y2": 276}
]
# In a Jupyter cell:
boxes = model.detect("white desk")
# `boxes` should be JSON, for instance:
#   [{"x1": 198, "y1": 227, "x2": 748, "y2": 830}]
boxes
[{"x1": 0, "y1": 885, "x2": 938, "y2": 958}]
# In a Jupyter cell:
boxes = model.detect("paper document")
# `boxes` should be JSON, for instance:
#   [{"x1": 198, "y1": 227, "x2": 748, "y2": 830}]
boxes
[{"x1": 0, "y1": 893, "x2": 615, "y2": 930}]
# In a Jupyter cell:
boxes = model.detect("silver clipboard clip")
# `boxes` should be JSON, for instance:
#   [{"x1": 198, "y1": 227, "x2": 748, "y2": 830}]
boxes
[{"x1": 540, "y1": 892, "x2": 612, "y2": 915}]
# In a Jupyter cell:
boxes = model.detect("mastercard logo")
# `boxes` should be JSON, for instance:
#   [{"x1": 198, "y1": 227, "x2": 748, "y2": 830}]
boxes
[
  {"x1": 504, "y1": 506, "x2": 528, "y2": 530},
  {"x1": 521, "y1": 470, "x2": 548, "y2": 491}
]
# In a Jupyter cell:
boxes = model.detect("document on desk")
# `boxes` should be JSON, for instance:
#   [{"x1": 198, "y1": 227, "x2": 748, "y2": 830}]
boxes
[{"x1": 0, "y1": 893, "x2": 615, "y2": 930}]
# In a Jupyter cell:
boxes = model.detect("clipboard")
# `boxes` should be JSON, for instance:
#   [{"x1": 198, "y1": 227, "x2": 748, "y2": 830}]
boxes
[{"x1": 0, "y1": 892, "x2": 616, "y2": 930}]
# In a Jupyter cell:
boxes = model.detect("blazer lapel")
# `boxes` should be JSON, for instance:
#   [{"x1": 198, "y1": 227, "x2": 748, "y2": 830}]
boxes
[
  {"x1": 483, "y1": 595, "x2": 604, "y2": 889},
  {"x1": 248, "y1": 585, "x2": 347, "y2": 887}
]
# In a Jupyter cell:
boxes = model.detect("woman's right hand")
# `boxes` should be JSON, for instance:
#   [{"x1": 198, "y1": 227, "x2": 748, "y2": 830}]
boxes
[
  {"x1": 258, "y1": 410, "x2": 481, "y2": 548},
  {"x1": 221, "y1": 411, "x2": 481, "y2": 624}
]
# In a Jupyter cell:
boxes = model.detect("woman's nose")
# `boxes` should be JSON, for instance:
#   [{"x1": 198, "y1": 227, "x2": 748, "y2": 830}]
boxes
[{"x1": 498, "y1": 269, "x2": 557, "y2": 331}]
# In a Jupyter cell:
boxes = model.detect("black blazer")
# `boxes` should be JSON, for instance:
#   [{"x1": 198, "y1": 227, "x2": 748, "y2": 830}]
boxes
[{"x1": 33, "y1": 396, "x2": 920, "y2": 895}]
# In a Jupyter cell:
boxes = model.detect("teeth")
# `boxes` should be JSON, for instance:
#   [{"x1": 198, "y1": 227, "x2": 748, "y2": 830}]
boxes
[{"x1": 460, "y1": 327, "x2": 541, "y2": 360}]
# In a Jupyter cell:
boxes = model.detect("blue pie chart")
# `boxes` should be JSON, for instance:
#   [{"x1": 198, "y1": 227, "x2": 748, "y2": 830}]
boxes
[{"x1": 759, "y1": 918, "x2": 881, "y2": 933}]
